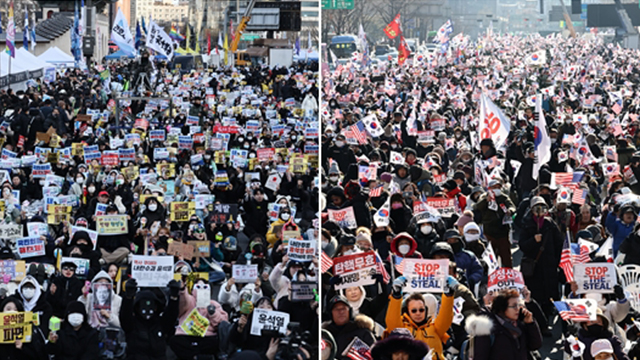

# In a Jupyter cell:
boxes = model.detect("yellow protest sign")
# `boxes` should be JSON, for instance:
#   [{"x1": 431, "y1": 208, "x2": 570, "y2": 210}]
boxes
[
  {"x1": 0, "y1": 311, "x2": 33, "y2": 343},
  {"x1": 96, "y1": 215, "x2": 129, "y2": 235},
  {"x1": 47, "y1": 152, "x2": 59, "y2": 164},
  {"x1": 170, "y1": 202, "x2": 195, "y2": 222},
  {"x1": 140, "y1": 194, "x2": 164, "y2": 205},
  {"x1": 49, "y1": 134, "x2": 61, "y2": 148},
  {"x1": 71, "y1": 143, "x2": 84, "y2": 157},
  {"x1": 180, "y1": 309, "x2": 209, "y2": 337},
  {"x1": 46, "y1": 205, "x2": 71, "y2": 225},
  {"x1": 289, "y1": 156, "x2": 307, "y2": 174},
  {"x1": 122, "y1": 166, "x2": 140, "y2": 182},
  {"x1": 156, "y1": 163, "x2": 176, "y2": 178}
]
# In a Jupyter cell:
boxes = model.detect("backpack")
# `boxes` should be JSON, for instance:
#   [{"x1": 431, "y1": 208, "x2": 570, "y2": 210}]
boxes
[
  {"x1": 98, "y1": 326, "x2": 127, "y2": 360},
  {"x1": 459, "y1": 334, "x2": 494, "y2": 360}
]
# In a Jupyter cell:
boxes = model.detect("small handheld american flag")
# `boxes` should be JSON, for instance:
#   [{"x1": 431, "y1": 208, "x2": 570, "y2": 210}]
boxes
[
  {"x1": 342, "y1": 337, "x2": 372, "y2": 360},
  {"x1": 321, "y1": 251, "x2": 333, "y2": 274},
  {"x1": 560, "y1": 231, "x2": 574, "y2": 282}
]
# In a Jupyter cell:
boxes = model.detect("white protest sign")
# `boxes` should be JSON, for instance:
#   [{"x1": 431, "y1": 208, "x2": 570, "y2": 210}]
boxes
[
  {"x1": 287, "y1": 239, "x2": 316, "y2": 262},
  {"x1": 487, "y1": 267, "x2": 525, "y2": 294},
  {"x1": 26, "y1": 223, "x2": 48, "y2": 237},
  {"x1": 232, "y1": 264, "x2": 258, "y2": 283},
  {"x1": 0, "y1": 224, "x2": 22, "y2": 239},
  {"x1": 327, "y1": 207, "x2": 357, "y2": 229},
  {"x1": 574, "y1": 263, "x2": 617, "y2": 294},
  {"x1": 332, "y1": 251, "x2": 377, "y2": 290},
  {"x1": 402, "y1": 259, "x2": 449, "y2": 293},
  {"x1": 131, "y1": 255, "x2": 174, "y2": 287},
  {"x1": 250, "y1": 309, "x2": 290, "y2": 336}
]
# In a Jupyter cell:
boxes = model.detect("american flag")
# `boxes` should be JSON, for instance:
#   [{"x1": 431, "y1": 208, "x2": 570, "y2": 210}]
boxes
[
  {"x1": 571, "y1": 243, "x2": 590, "y2": 264},
  {"x1": 344, "y1": 337, "x2": 372, "y2": 360},
  {"x1": 560, "y1": 231, "x2": 574, "y2": 282},
  {"x1": 612, "y1": 99, "x2": 623, "y2": 115},
  {"x1": 552, "y1": 172, "x2": 584, "y2": 187},
  {"x1": 554, "y1": 301, "x2": 592, "y2": 322},
  {"x1": 390, "y1": 254, "x2": 405, "y2": 273},
  {"x1": 374, "y1": 251, "x2": 390, "y2": 283},
  {"x1": 321, "y1": 251, "x2": 333, "y2": 273},
  {"x1": 350, "y1": 121, "x2": 368, "y2": 145},
  {"x1": 572, "y1": 188, "x2": 587, "y2": 205},
  {"x1": 369, "y1": 185, "x2": 383, "y2": 198}
]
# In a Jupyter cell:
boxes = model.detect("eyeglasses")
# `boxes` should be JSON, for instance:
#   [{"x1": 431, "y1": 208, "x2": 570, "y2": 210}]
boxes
[
  {"x1": 410, "y1": 308, "x2": 426, "y2": 314},
  {"x1": 507, "y1": 304, "x2": 523, "y2": 309}
]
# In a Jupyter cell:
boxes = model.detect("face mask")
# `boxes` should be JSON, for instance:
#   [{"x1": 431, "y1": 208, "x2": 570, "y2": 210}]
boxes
[
  {"x1": 587, "y1": 324, "x2": 604, "y2": 336},
  {"x1": 247, "y1": 136, "x2": 253, "y2": 140},
  {"x1": 421, "y1": 225, "x2": 432, "y2": 235},
  {"x1": 343, "y1": 250, "x2": 354, "y2": 256},
  {"x1": 238, "y1": 137, "x2": 244, "y2": 142},
  {"x1": 398, "y1": 244, "x2": 410, "y2": 255},
  {"x1": 322, "y1": 240, "x2": 329, "y2": 248},
  {"x1": 116, "y1": 179, "x2": 124, "y2": 186},
  {"x1": 465, "y1": 233, "x2": 480, "y2": 242},
  {"x1": 244, "y1": 144, "x2": 250, "y2": 149},
  {"x1": 249, "y1": 153, "x2": 256, "y2": 159},
  {"x1": 280, "y1": 213, "x2": 290, "y2": 221},
  {"x1": 492, "y1": 189, "x2": 502, "y2": 197},
  {"x1": 148, "y1": 203, "x2": 158, "y2": 212},
  {"x1": 329, "y1": 176, "x2": 339, "y2": 183},
  {"x1": 205, "y1": 155, "x2": 211, "y2": 160},
  {"x1": 106, "y1": 176, "x2": 114, "y2": 185},
  {"x1": 335, "y1": 141, "x2": 344, "y2": 147},
  {"x1": 68, "y1": 313, "x2": 84, "y2": 327},
  {"x1": 391, "y1": 144, "x2": 398, "y2": 149},
  {"x1": 22, "y1": 287, "x2": 35, "y2": 300},
  {"x1": 88, "y1": 186, "x2": 96, "y2": 193},
  {"x1": 392, "y1": 203, "x2": 403, "y2": 210},
  {"x1": 451, "y1": 242, "x2": 463, "y2": 253},
  {"x1": 76, "y1": 177, "x2": 84, "y2": 184}
]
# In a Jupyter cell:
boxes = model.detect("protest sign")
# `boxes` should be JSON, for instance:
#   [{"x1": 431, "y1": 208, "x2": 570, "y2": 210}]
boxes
[
  {"x1": 574, "y1": 263, "x2": 617, "y2": 294},
  {"x1": 92, "y1": 283, "x2": 113, "y2": 311},
  {"x1": 96, "y1": 215, "x2": 129, "y2": 235},
  {"x1": 0, "y1": 260, "x2": 26, "y2": 281},
  {"x1": 287, "y1": 239, "x2": 316, "y2": 262},
  {"x1": 332, "y1": 251, "x2": 377, "y2": 290},
  {"x1": 210, "y1": 203, "x2": 238, "y2": 224},
  {"x1": 327, "y1": 207, "x2": 357, "y2": 229},
  {"x1": 15, "y1": 237, "x2": 45, "y2": 259},
  {"x1": 0, "y1": 311, "x2": 33, "y2": 343},
  {"x1": 232, "y1": 264, "x2": 259, "y2": 283},
  {"x1": 291, "y1": 281, "x2": 316, "y2": 302},
  {"x1": 167, "y1": 241, "x2": 195, "y2": 260},
  {"x1": 0, "y1": 224, "x2": 22, "y2": 240},
  {"x1": 426, "y1": 198, "x2": 456, "y2": 218},
  {"x1": 402, "y1": 259, "x2": 449, "y2": 293},
  {"x1": 26, "y1": 223, "x2": 48, "y2": 238},
  {"x1": 188, "y1": 241, "x2": 210, "y2": 258},
  {"x1": 60, "y1": 257, "x2": 90, "y2": 279},
  {"x1": 250, "y1": 309, "x2": 289, "y2": 336},
  {"x1": 170, "y1": 202, "x2": 196, "y2": 222},
  {"x1": 95, "y1": 203, "x2": 108, "y2": 216},
  {"x1": 131, "y1": 255, "x2": 174, "y2": 287},
  {"x1": 180, "y1": 308, "x2": 210, "y2": 337},
  {"x1": 195, "y1": 195, "x2": 214, "y2": 210},
  {"x1": 487, "y1": 268, "x2": 526, "y2": 294},
  {"x1": 32, "y1": 164, "x2": 52, "y2": 178}
]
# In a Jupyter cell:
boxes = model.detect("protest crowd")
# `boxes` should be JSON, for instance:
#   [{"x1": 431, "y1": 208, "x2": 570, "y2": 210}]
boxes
[
  {"x1": 320, "y1": 29, "x2": 640, "y2": 360},
  {"x1": 0, "y1": 55, "x2": 320, "y2": 360}
]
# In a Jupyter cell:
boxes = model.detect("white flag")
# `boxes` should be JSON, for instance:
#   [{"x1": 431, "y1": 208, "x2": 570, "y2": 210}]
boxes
[
  {"x1": 146, "y1": 20, "x2": 174, "y2": 60},
  {"x1": 533, "y1": 94, "x2": 551, "y2": 180},
  {"x1": 482, "y1": 243, "x2": 500, "y2": 275},
  {"x1": 578, "y1": 238, "x2": 599, "y2": 254},
  {"x1": 479, "y1": 94, "x2": 510, "y2": 150},
  {"x1": 110, "y1": 8, "x2": 136, "y2": 56},
  {"x1": 596, "y1": 237, "x2": 614, "y2": 262},
  {"x1": 373, "y1": 197, "x2": 390, "y2": 227},
  {"x1": 525, "y1": 51, "x2": 546, "y2": 66},
  {"x1": 361, "y1": 115, "x2": 384, "y2": 137}
]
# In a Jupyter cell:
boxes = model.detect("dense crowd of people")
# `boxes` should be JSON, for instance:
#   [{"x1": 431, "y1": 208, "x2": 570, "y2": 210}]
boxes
[
  {"x1": 320, "y1": 33, "x2": 640, "y2": 360},
  {"x1": 0, "y1": 55, "x2": 319, "y2": 360}
]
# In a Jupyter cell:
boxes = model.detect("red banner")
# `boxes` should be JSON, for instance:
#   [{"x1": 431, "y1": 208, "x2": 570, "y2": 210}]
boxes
[{"x1": 384, "y1": 14, "x2": 402, "y2": 39}]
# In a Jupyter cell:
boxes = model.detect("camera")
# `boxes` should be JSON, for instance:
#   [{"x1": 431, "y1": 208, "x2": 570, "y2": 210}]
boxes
[{"x1": 274, "y1": 322, "x2": 313, "y2": 360}]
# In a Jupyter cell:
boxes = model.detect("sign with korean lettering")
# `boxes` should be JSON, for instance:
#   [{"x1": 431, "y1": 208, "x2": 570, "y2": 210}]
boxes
[
  {"x1": 402, "y1": 259, "x2": 449, "y2": 293},
  {"x1": 291, "y1": 281, "x2": 316, "y2": 302},
  {"x1": 118, "y1": 148, "x2": 135, "y2": 162},
  {"x1": 426, "y1": 197, "x2": 456, "y2": 218},
  {"x1": 180, "y1": 308, "x2": 209, "y2": 337},
  {"x1": 145, "y1": 19, "x2": 175, "y2": 60},
  {"x1": 170, "y1": 202, "x2": 196, "y2": 222},
  {"x1": 0, "y1": 224, "x2": 22, "y2": 240},
  {"x1": 210, "y1": 203, "x2": 238, "y2": 224},
  {"x1": 31, "y1": 164, "x2": 51, "y2": 178},
  {"x1": 487, "y1": 267, "x2": 526, "y2": 294},
  {"x1": 250, "y1": 309, "x2": 289, "y2": 336},
  {"x1": 96, "y1": 215, "x2": 129, "y2": 235},
  {"x1": 26, "y1": 223, "x2": 48, "y2": 238},
  {"x1": 167, "y1": 241, "x2": 195, "y2": 260},
  {"x1": 101, "y1": 151, "x2": 119, "y2": 166},
  {"x1": 332, "y1": 251, "x2": 377, "y2": 290},
  {"x1": 327, "y1": 207, "x2": 357, "y2": 229},
  {"x1": 257, "y1": 148, "x2": 275, "y2": 162},
  {"x1": 15, "y1": 237, "x2": 45, "y2": 259},
  {"x1": 0, "y1": 260, "x2": 26, "y2": 281},
  {"x1": 287, "y1": 239, "x2": 316, "y2": 262},
  {"x1": 131, "y1": 255, "x2": 174, "y2": 287},
  {"x1": 0, "y1": 311, "x2": 33, "y2": 343},
  {"x1": 232, "y1": 264, "x2": 259, "y2": 283},
  {"x1": 574, "y1": 263, "x2": 616, "y2": 294},
  {"x1": 150, "y1": 130, "x2": 166, "y2": 141},
  {"x1": 188, "y1": 241, "x2": 210, "y2": 258}
]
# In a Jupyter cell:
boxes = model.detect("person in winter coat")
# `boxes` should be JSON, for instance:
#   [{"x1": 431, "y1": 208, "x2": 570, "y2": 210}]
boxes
[
  {"x1": 0, "y1": 296, "x2": 47, "y2": 360},
  {"x1": 370, "y1": 328, "x2": 431, "y2": 360},
  {"x1": 389, "y1": 193, "x2": 413, "y2": 234},
  {"x1": 322, "y1": 296, "x2": 376, "y2": 360},
  {"x1": 473, "y1": 179, "x2": 516, "y2": 268},
  {"x1": 441, "y1": 230, "x2": 484, "y2": 288},
  {"x1": 47, "y1": 260, "x2": 85, "y2": 318},
  {"x1": 77, "y1": 270, "x2": 122, "y2": 329},
  {"x1": 47, "y1": 300, "x2": 99, "y2": 360},
  {"x1": 461, "y1": 221, "x2": 487, "y2": 259},
  {"x1": 384, "y1": 276, "x2": 456, "y2": 358},
  {"x1": 230, "y1": 297, "x2": 279, "y2": 354},
  {"x1": 467, "y1": 289, "x2": 542, "y2": 360},
  {"x1": 343, "y1": 181, "x2": 373, "y2": 229},
  {"x1": 412, "y1": 216, "x2": 440, "y2": 260},
  {"x1": 519, "y1": 196, "x2": 563, "y2": 317},
  {"x1": 170, "y1": 279, "x2": 228, "y2": 360},
  {"x1": 265, "y1": 206, "x2": 291, "y2": 247},
  {"x1": 618, "y1": 222, "x2": 640, "y2": 265},
  {"x1": 120, "y1": 278, "x2": 180, "y2": 360},
  {"x1": 605, "y1": 204, "x2": 636, "y2": 257},
  {"x1": 17, "y1": 275, "x2": 52, "y2": 337},
  {"x1": 242, "y1": 188, "x2": 269, "y2": 238},
  {"x1": 339, "y1": 284, "x2": 388, "y2": 321},
  {"x1": 218, "y1": 278, "x2": 263, "y2": 315},
  {"x1": 389, "y1": 233, "x2": 423, "y2": 270},
  {"x1": 326, "y1": 135, "x2": 357, "y2": 174},
  {"x1": 564, "y1": 308, "x2": 629, "y2": 360},
  {"x1": 270, "y1": 254, "x2": 317, "y2": 305}
]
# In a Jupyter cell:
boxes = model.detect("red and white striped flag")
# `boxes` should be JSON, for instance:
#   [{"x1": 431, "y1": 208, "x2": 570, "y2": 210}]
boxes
[
  {"x1": 321, "y1": 251, "x2": 333, "y2": 273},
  {"x1": 391, "y1": 254, "x2": 405, "y2": 273},
  {"x1": 374, "y1": 251, "x2": 390, "y2": 283},
  {"x1": 343, "y1": 337, "x2": 372, "y2": 360},
  {"x1": 369, "y1": 185, "x2": 383, "y2": 198},
  {"x1": 560, "y1": 231, "x2": 574, "y2": 282},
  {"x1": 349, "y1": 121, "x2": 368, "y2": 145},
  {"x1": 572, "y1": 188, "x2": 587, "y2": 205}
]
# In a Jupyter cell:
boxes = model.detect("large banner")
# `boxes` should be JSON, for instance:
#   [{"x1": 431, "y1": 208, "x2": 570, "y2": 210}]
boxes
[
  {"x1": 146, "y1": 19, "x2": 175, "y2": 60},
  {"x1": 110, "y1": 8, "x2": 135, "y2": 55},
  {"x1": 131, "y1": 256, "x2": 174, "y2": 287}
]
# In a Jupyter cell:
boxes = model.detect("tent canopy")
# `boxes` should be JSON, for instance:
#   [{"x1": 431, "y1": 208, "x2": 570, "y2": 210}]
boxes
[{"x1": 37, "y1": 46, "x2": 75, "y2": 65}]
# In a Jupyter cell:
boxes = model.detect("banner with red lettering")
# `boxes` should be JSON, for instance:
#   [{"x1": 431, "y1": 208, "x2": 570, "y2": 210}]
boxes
[
  {"x1": 332, "y1": 251, "x2": 377, "y2": 290},
  {"x1": 479, "y1": 94, "x2": 511, "y2": 150},
  {"x1": 574, "y1": 263, "x2": 616, "y2": 294},
  {"x1": 327, "y1": 207, "x2": 357, "y2": 229},
  {"x1": 402, "y1": 259, "x2": 449, "y2": 293},
  {"x1": 488, "y1": 268, "x2": 525, "y2": 294},
  {"x1": 426, "y1": 197, "x2": 456, "y2": 218}
]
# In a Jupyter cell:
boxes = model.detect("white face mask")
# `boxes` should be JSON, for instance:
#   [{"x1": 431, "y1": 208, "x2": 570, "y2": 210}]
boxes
[
  {"x1": 421, "y1": 225, "x2": 432, "y2": 235},
  {"x1": 88, "y1": 186, "x2": 96, "y2": 193},
  {"x1": 343, "y1": 250, "x2": 354, "y2": 256},
  {"x1": 465, "y1": 233, "x2": 480, "y2": 242},
  {"x1": 68, "y1": 313, "x2": 84, "y2": 327},
  {"x1": 322, "y1": 240, "x2": 329, "y2": 248},
  {"x1": 76, "y1": 177, "x2": 84, "y2": 184},
  {"x1": 148, "y1": 203, "x2": 158, "y2": 212},
  {"x1": 22, "y1": 287, "x2": 36, "y2": 300},
  {"x1": 398, "y1": 244, "x2": 410, "y2": 255},
  {"x1": 280, "y1": 213, "x2": 290, "y2": 221},
  {"x1": 492, "y1": 189, "x2": 502, "y2": 197},
  {"x1": 335, "y1": 141, "x2": 344, "y2": 147},
  {"x1": 329, "y1": 176, "x2": 339, "y2": 183}
]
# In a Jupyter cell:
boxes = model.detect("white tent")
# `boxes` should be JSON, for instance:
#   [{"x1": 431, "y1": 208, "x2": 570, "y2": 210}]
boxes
[
  {"x1": 0, "y1": 48, "x2": 53, "y2": 90},
  {"x1": 37, "y1": 46, "x2": 75, "y2": 66},
  {"x1": 17, "y1": 47, "x2": 50, "y2": 71}
]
